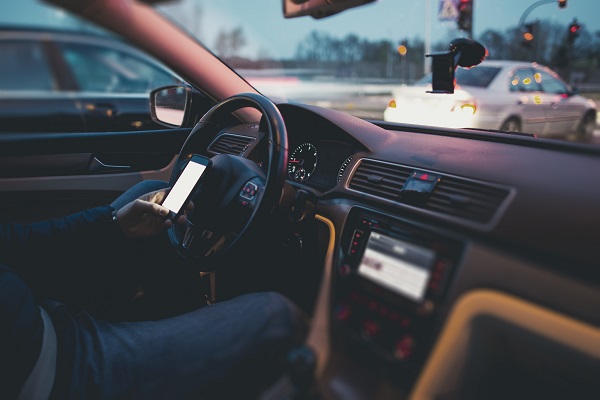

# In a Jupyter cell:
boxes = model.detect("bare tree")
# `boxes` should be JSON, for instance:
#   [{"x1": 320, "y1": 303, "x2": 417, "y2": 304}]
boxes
[{"x1": 214, "y1": 27, "x2": 246, "y2": 59}]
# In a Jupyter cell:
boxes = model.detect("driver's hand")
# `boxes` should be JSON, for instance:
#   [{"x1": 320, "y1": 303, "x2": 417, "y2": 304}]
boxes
[{"x1": 115, "y1": 189, "x2": 194, "y2": 238}]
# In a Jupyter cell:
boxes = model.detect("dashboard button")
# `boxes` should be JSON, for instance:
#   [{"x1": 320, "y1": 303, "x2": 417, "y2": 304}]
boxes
[{"x1": 394, "y1": 335, "x2": 415, "y2": 360}]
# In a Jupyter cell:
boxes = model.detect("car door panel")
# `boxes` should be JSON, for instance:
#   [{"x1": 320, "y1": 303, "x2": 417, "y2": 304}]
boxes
[
  {"x1": 546, "y1": 96, "x2": 587, "y2": 135},
  {"x1": 517, "y1": 95, "x2": 546, "y2": 134},
  {"x1": 0, "y1": 97, "x2": 85, "y2": 132},
  {"x1": 545, "y1": 96, "x2": 571, "y2": 134},
  {"x1": 510, "y1": 68, "x2": 546, "y2": 134},
  {"x1": 0, "y1": 128, "x2": 189, "y2": 222},
  {"x1": 0, "y1": 30, "x2": 203, "y2": 222},
  {"x1": 0, "y1": 151, "x2": 175, "y2": 178},
  {"x1": 79, "y1": 95, "x2": 165, "y2": 132},
  {"x1": 537, "y1": 70, "x2": 582, "y2": 135},
  {"x1": 0, "y1": 153, "x2": 92, "y2": 178}
]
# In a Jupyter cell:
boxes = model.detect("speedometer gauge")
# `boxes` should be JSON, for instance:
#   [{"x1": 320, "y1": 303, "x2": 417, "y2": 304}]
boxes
[
  {"x1": 338, "y1": 155, "x2": 354, "y2": 183},
  {"x1": 288, "y1": 143, "x2": 318, "y2": 182}
]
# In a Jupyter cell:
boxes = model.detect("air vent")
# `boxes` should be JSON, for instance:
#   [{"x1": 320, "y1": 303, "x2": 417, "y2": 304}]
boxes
[
  {"x1": 208, "y1": 134, "x2": 254, "y2": 156},
  {"x1": 349, "y1": 159, "x2": 412, "y2": 200},
  {"x1": 424, "y1": 176, "x2": 509, "y2": 223},
  {"x1": 424, "y1": 176, "x2": 510, "y2": 223},
  {"x1": 349, "y1": 159, "x2": 511, "y2": 225}
]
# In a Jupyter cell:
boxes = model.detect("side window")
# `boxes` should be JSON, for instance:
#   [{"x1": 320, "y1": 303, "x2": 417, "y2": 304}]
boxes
[
  {"x1": 0, "y1": 40, "x2": 55, "y2": 91},
  {"x1": 59, "y1": 42, "x2": 178, "y2": 93},
  {"x1": 509, "y1": 68, "x2": 542, "y2": 93},
  {"x1": 537, "y1": 71, "x2": 568, "y2": 94}
]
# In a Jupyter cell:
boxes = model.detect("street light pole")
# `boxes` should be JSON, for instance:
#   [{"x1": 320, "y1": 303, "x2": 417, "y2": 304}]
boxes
[
  {"x1": 518, "y1": 0, "x2": 555, "y2": 29},
  {"x1": 425, "y1": 0, "x2": 431, "y2": 74}
]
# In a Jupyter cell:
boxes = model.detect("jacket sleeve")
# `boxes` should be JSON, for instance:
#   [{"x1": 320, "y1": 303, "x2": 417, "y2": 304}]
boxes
[{"x1": 0, "y1": 205, "x2": 124, "y2": 272}]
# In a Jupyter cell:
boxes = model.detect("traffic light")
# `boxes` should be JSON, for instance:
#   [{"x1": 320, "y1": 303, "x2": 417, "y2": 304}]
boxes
[
  {"x1": 521, "y1": 23, "x2": 536, "y2": 48},
  {"x1": 568, "y1": 20, "x2": 581, "y2": 43},
  {"x1": 457, "y1": 0, "x2": 473, "y2": 32},
  {"x1": 398, "y1": 40, "x2": 408, "y2": 56},
  {"x1": 557, "y1": 0, "x2": 567, "y2": 9}
]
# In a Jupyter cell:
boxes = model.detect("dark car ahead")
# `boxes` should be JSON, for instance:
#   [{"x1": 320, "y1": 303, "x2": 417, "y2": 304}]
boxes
[{"x1": 0, "y1": 27, "x2": 182, "y2": 133}]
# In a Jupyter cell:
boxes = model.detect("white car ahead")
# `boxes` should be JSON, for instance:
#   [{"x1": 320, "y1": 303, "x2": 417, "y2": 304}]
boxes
[{"x1": 383, "y1": 60, "x2": 597, "y2": 140}]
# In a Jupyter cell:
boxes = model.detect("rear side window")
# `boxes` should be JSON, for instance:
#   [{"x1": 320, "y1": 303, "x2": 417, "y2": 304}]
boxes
[
  {"x1": 509, "y1": 68, "x2": 542, "y2": 92},
  {"x1": 0, "y1": 40, "x2": 55, "y2": 91},
  {"x1": 455, "y1": 66, "x2": 500, "y2": 88},
  {"x1": 59, "y1": 42, "x2": 178, "y2": 93},
  {"x1": 537, "y1": 70, "x2": 568, "y2": 94}
]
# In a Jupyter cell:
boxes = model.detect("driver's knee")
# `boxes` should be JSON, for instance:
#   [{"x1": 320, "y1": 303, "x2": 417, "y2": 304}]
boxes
[
  {"x1": 200, "y1": 292, "x2": 307, "y2": 399},
  {"x1": 233, "y1": 291, "x2": 308, "y2": 347},
  {"x1": 267, "y1": 291, "x2": 308, "y2": 343}
]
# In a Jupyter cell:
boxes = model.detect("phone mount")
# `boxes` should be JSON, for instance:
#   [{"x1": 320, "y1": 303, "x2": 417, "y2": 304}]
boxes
[{"x1": 425, "y1": 38, "x2": 487, "y2": 94}]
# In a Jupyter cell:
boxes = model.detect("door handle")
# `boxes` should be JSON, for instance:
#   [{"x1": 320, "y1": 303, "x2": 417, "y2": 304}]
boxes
[{"x1": 89, "y1": 157, "x2": 131, "y2": 172}]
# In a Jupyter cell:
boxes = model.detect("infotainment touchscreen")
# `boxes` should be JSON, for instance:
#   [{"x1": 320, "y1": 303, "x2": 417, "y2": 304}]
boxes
[{"x1": 358, "y1": 232, "x2": 436, "y2": 302}]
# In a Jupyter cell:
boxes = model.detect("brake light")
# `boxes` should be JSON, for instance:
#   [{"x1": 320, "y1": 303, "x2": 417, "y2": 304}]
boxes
[
  {"x1": 460, "y1": 103, "x2": 477, "y2": 114},
  {"x1": 388, "y1": 99, "x2": 397, "y2": 108},
  {"x1": 452, "y1": 101, "x2": 477, "y2": 115}
]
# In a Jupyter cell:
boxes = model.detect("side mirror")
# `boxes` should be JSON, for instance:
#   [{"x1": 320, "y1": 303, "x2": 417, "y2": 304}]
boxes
[{"x1": 150, "y1": 85, "x2": 189, "y2": 128}]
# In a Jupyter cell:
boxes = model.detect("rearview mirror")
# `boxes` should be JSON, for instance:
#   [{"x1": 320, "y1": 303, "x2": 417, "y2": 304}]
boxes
[{"x1": 283, "y1": 0, "x2": 377, "y2": 19}]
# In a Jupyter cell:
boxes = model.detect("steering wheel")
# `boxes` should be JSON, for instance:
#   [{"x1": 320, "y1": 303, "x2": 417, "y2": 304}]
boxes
[{"x1": 167, "y1": 93, "x2": 288, "y2": 271}]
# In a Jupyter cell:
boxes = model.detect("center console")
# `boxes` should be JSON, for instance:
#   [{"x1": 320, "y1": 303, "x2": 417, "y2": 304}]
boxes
[{"x1": 333, "y1": 207, "x2": 463, "y2": 384}]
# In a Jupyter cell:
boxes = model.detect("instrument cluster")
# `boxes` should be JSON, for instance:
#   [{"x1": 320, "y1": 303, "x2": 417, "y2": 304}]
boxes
[{"x1": 287, "y1": 141, "x2": 355, "y2": 190}]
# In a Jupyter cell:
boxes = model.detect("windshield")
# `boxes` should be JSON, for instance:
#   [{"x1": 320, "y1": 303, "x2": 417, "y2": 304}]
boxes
[{"x1": 3, "y1": 0, "x2": 600, "y2": 145}]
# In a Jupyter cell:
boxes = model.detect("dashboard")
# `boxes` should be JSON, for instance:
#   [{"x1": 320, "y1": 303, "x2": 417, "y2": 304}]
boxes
[
  {"x1": 282, "y1": 109, "x2": 364, "y2": 192},
  {"x1": 287, "y1": 141, "x2": 354, "y2": 189},
  {"x1": 202, "y1": 101, "x2": 600, "y2": 399}
]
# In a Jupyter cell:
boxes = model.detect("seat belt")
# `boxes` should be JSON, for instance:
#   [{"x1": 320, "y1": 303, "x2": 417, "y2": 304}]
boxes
[{"x1": 17, "y1": 307, "x2": 57, "y2": 400}]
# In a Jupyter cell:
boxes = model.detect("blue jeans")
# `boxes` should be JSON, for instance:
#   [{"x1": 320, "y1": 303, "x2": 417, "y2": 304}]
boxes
[
  {"x1": 46, "y1": 180, "x2": 306, "y2": 399},
  {"x1": 47, "y1": 291, "x2": 304, "y2": 399}
]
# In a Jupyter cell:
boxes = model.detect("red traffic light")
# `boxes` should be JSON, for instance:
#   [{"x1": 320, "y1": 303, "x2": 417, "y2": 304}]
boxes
[
  {"x1": 558, "y1": 0, "x2": 567, "y2": 9},
  {"x1": 567, "y1": 20, "x2": 581, "y2": 43},
  {"x1": 457, "y1": 0, "x2": 473, "y2": 32}
]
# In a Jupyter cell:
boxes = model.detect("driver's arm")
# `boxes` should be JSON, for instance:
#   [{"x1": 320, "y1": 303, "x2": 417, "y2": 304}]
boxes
[
  {"x1": 0, "y1": 205, "x2": 124, "y2": 268},
  {"x1": 0, "y1": 189, "x2": 185, "y2": 273}
]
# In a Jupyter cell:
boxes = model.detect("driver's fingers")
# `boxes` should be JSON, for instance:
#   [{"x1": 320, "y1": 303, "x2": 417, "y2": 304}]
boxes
[
  {"x1": 142, "y1": 189, "x2": 168, "y2": 205},
  {"x1": 185, "y1": 200, "x2": 194, "y2": 211},
  {"x1": 175, "y1": 214, "x2": 188, "y2": 226},
  {"x1": 132, "y1": 199, "x2": 169, "y2": 218}
]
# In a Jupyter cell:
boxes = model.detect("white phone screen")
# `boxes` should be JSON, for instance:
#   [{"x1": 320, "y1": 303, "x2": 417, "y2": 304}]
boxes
[{"x1": 162, "y1": 161, "x2": 207, "y2": 214}]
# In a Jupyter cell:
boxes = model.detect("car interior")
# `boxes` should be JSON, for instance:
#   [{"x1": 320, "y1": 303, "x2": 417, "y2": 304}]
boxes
[{"x1": 1, "y1": 0, "x2": 600, "y2": 399}]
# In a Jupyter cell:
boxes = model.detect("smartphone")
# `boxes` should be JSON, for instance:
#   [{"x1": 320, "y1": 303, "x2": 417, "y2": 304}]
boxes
[{"x1": 162, "y1": 155, "x2": 210, "y2": 219}]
